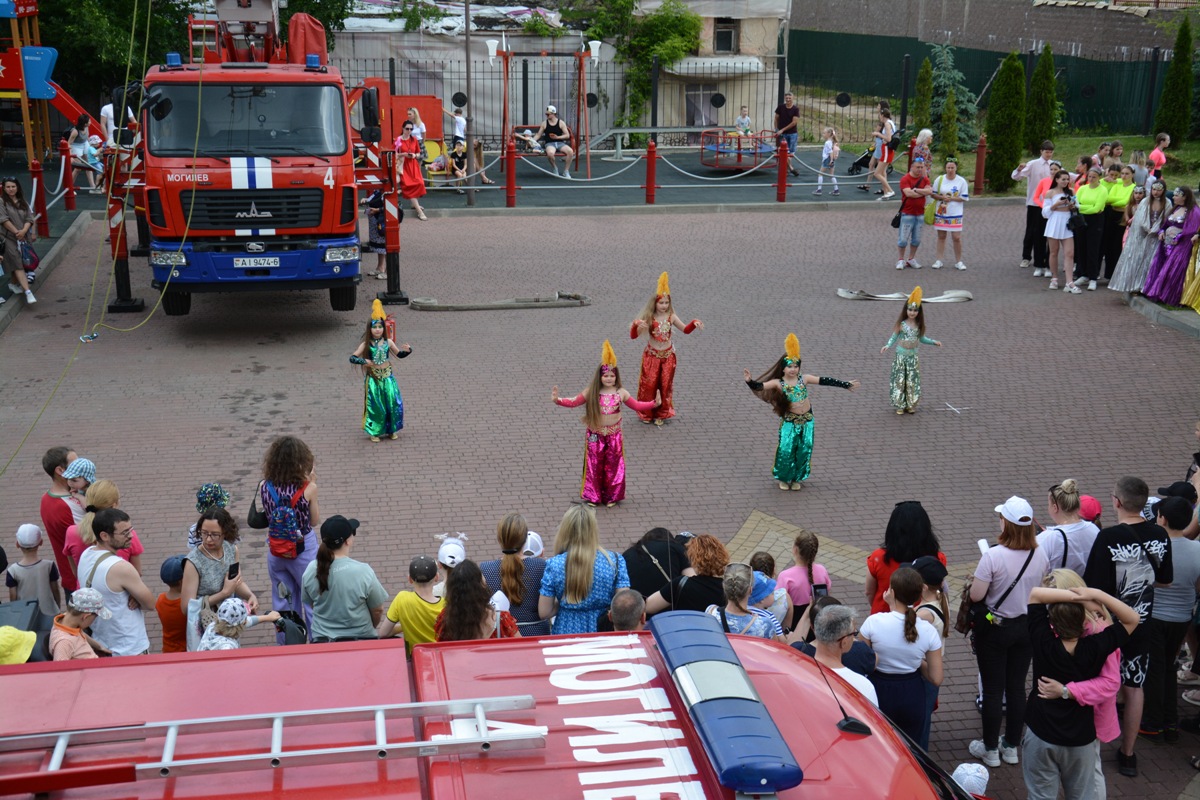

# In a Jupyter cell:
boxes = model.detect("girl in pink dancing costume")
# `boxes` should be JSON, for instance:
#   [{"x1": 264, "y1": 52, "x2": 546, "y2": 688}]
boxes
[{"x1": 552, "y1": 341, "x2": 660, "y2": 507}]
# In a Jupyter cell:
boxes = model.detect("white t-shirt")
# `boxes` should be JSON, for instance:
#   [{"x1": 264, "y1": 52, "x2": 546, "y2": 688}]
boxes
[
  {"x1": 100, "y1": 104, "x2": 135, "y2": 145},
  {"x1": 835, "y1": 666, "x2": 879, "y2": 707},
  {"x1": 1036, "y1": 520, "x2": 1100, "y2": 577},
  {"x1": 974, "y1": 545, "x2": 1048, "y2": 620},
  {"x1": 412, "y1": 121, "x2": 426, "y2": 143},
  {"x1": 452, "y1": 115, "x2": 466, "y2": 139},
  {"x1": 859, "y1": 610, "x2": 942, "y2": 674},
  {"x1": 932, "y1": 174, "x2": 969, "y2": 217}
]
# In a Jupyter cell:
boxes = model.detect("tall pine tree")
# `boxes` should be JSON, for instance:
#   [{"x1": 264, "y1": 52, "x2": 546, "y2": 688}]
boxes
[
  {"x1": 913, "y1": 58, "x2": 933, "y2": 132},
  {"x1": 929, "y1": 44, "x2": 979, "y2": 154},
  {"x1": 985, "y1": 53, "x2": 1026, "y2": 192},
  {"x1": 1025, "y1": 45, "x2": 1057, "y2": 153},
  {"x1": 1154, "y1": 15, "x2": 1193, "y2": 144},
  {"x1": 940, "y1": 90, "x2": 959, "y2": 160}
]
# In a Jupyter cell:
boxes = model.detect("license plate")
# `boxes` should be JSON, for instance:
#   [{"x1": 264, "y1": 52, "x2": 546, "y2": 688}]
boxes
[{"x1": 233, "y1": 257, "x2": 280, "y2": 268}]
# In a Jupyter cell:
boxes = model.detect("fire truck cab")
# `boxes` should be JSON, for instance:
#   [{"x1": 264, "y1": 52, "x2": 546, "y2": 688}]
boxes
[{"x1": 0, "y1": 612, "x2": 981, "y2": 799}]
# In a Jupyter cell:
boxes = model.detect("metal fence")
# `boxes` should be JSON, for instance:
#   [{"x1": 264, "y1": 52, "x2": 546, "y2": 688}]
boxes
[{"x1": 330, "y1": 56, "x2": 787, "y2": 150}]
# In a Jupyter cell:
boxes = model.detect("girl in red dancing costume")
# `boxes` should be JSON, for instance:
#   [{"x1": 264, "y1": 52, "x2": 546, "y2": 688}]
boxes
[
  {"x1": 629, "y1": 271, "x2": 702, "y2": 426},
  {"x1": 552, "y1": 341, "x2": 660, "y2": 507}
]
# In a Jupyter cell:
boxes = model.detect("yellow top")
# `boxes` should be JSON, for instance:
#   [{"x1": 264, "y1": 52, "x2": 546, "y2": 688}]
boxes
[
  {"x1": 656, "y1": 271, "x2": 670, "y2": 297},
  {"x1": 601, "y1": 340, "x2": 617, "y2": 367},
  {"x1": 784, "y1": 333, "x2": 800, "y2": 362}
]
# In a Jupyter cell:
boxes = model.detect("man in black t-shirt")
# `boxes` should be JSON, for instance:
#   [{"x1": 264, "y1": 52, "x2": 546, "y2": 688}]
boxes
[
  {"x1": 1022, "y1": 586, "x2": 1138, "y2": 800},
  {"x1": 773, "y1": 93, "x2": 801, "y2": 177},
  {"x1": 1082, "y1": 476, "x2": 1173, "y2": 778}
]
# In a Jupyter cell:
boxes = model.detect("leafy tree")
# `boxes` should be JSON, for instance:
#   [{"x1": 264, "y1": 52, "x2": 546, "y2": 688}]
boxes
[
  {"x1": 912, "y1": 58, "x2": 933, "y2": 132},
  {"x1": 1025, "y1": 44, "x2": 1056, "y2": 153},
  {"x1": 929, "y1": 44, "x2": 979, "y2": 154},
  {"x1": 940, "y1": 89, "x2": 958, "y2": 160},
  {"x1": 587, "y1": 0, "x2": 700, "y2": 127},
  {"x1": 985, "y1": 52, "x2": 1025, "y2": 192},
  {"x1": 38, "y1": 0, "x2": 189, "y2": 106},
  {"x1": 1155, "y1": 15, "x2": 1193, "y2": 144},
  {"x1": 388, "y1": 1, "x2": 447, "y2": 33}
]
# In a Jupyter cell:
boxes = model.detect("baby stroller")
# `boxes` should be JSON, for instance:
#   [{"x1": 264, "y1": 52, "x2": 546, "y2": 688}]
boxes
[{"x1": 845, "y1": 128, "x2": 902, "y2": 176}]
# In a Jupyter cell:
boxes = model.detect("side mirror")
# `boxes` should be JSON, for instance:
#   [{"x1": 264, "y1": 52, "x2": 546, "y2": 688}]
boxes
[
  {"x1": 117, "y1": 128, "x2": 136, "y2": 146},
  {"x1": 150, "y1": 98, "x2": 173, "y2": 121},
  {"x1": 360, "y1": 126, "x2": 381, "y2": 145},
  {"x1": 361, "y1": 88, "x2": 379, "y2": 128}
]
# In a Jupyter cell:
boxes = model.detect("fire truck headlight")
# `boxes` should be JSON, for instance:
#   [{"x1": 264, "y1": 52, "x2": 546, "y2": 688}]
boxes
[
  {"x1": 150, "y1": 251, "x2": 188, "y2": 266},
  {"x1": 324, "y1": 246, "x2": 360, "y2": 262}
]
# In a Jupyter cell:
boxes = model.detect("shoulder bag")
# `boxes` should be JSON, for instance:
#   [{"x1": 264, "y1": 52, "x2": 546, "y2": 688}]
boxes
[
  {"x1": 953, "y1": 548, "x2": 1035, "y2": 635},
  {"x1": 924, "y1": 176, "x2": 942, "y2": 225}
]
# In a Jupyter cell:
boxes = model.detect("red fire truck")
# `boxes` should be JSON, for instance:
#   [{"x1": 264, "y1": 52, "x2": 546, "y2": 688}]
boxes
[
  {"x1": 107, "y1": 0, "x2": 399, "y2": 316},
  {"x1": 0, "y1": 613, "x2": 983, "y2": 799}
]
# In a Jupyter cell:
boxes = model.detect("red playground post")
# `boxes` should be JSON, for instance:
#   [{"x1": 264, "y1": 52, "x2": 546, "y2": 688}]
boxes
[
  {"x1": 644, "y1": 140, "x2": 658, "y2": 205},
  {"x1": 30, "y1": 160, "x2": 49, "y2": 238},
  {"x1": 505, "y1": 138, "x2": 517, "y2": 208},
  {"x1": 776, "y1": 140, "x2": 789, "y2": 203}
]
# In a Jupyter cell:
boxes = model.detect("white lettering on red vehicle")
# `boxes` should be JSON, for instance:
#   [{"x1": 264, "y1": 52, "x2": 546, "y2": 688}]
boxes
[
  {"x1": 542, "y1": 637, "x2": 704, "y2": 800},
  {"x1": 165, "y1": 173, "x2": 209, "y2": 182}
]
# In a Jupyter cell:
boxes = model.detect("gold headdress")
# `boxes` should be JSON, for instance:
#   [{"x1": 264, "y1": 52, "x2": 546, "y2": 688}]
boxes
[
  {"x1": 656, "y1": 271, "x2": 670, "y2": 298},
  {"x1": 907, "y1": 286, "x2": 922, "y2": 309},
  {"x1": 783, "y1": 333, "x2": 801, "y2": 366},
  {"x1": 371, "y1": 298, "x2": 387, "y2": 322},
  {"x1": 600, "y1": 340, "x2": 617, "y2": 373}
]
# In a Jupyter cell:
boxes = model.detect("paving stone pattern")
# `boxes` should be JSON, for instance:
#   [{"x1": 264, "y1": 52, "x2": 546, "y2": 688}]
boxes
[{"x1": 1, "y1": 203, "x2": 1199, "y2": 798}]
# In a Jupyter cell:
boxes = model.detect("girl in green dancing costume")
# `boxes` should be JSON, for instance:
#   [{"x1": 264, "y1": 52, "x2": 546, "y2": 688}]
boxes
[
  {"x1": 881, "y1": 286, "x2": 942, "y2": 415},
  {"x1": 744, "y1": 333, "x2": 860, "y2": 491}
]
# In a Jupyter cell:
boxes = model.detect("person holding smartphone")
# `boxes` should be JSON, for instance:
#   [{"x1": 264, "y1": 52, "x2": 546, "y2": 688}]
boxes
[{"x1": 181, "y1": 508, "x2": 258, "y2": 650}]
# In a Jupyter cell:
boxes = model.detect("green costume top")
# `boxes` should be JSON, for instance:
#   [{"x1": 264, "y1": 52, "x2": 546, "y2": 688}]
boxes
[
  {"x1": 782, "y1": 381, "x2": 808, "y2": 403},
  {"x1": 884, "y1": 321, "x2": 937, "y2": 350}
]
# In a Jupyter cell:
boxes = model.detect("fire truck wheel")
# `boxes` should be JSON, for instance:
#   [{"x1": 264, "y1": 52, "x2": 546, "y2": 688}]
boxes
[
  {"x1": 162, "y1": 291, "x2": 192, "y2": 316},
  {"x1": 330, "y1": 286, "x2": 357, "y2": 312}
]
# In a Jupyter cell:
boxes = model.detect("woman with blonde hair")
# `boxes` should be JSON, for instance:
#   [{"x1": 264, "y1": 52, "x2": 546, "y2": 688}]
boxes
[
  {"x1": 538, "y1": 504, "x2": 629, "y2": 634},
  {"x1": 481, "y1": 513, "x2": 548, "y2": 636},
  {"x1": 706, "y1": 562, "x2": 785, "y2": 641},
  {"x1": 62, "y1": 479, "x2": 144, "y2": 576},
  {"x1": 967, "y1": 496, "x2": 1048, "y2": 768},
  {"x1": 1036, "y1": 479, "x2": 1099, "y2": 576}
]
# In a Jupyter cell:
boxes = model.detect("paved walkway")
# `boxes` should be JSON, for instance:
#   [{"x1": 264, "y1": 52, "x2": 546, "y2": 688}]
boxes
[{"x1": 4, "y1": 190, "x2": 1200, "y2": 798}]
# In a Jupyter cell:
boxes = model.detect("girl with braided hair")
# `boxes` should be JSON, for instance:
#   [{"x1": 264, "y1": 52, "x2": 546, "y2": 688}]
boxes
[
  {"x1": 743, "y1": 333, "x2": 860, "y2": 490},
  {"x1": 349, "y1": 299, "x2": 411, "y2": 442},
  {"x1": 859, "y1": 566, "x2": 944, "y2": 744},
  {"x1": 777, "y1": 530, "x2": 831, "y2": 617}
]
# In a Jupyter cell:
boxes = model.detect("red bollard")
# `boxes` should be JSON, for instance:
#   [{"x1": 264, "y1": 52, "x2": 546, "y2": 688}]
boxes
[
  {"x1": 973, "y1": 134, "x2": 988, "y2": 197},
  {"x1": 59, "y1": 139, "x2": 76, "y2": 211},
  {"x1": 30, "y1": 160, "x2": 49, "y2": 238},
  {"x1": 644, "y1": 140, "x2": 658, "y2": 205},
  {"x1": 776, "y1": 140, "x2": 789, "y2": 203},
  {"x1": 505, "y1": 138, "x2": 517, "y2": 208}
]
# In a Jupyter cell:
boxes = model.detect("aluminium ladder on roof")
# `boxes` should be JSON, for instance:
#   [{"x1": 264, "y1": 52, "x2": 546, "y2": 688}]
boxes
[{"x1": 0, "y1": 694, "x2": 544, "y2": 796}]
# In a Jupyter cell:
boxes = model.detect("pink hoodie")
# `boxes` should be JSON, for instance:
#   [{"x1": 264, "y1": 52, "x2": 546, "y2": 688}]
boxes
[{"x1": 1064, "y1": 619, "x2": 1121, "y2": 743}]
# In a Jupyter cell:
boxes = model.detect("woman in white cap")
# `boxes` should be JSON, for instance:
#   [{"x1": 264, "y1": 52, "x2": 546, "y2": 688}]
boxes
[
  {"x1": 480, "y1": 514, "x2": 549, "y2": 636},
  {"x1": 432, "y1": 533, "x2": 468, "y2": 599},
  {"x1": 198, "y1": 596, "x2": 280, "y2": 651},
  {"x1": 967, "y1": 495, "x2": 1048, "y2": 768}
]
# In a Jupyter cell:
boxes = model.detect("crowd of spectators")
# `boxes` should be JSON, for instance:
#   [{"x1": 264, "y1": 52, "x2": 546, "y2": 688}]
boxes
[{"x1": 7, "y1": 434, "x2": 1200, "y2": 800}]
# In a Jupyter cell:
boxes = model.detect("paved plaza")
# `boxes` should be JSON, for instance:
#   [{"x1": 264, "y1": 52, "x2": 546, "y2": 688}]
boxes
[{"x1": 3, "y1": 198, "x2": 1200, "y2": 798}]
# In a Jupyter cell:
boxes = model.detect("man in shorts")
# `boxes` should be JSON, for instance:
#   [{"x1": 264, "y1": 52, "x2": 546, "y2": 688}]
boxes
[
  {"x1": 773, "y1": 93, "x2": 800, "y2": 177},
  {"x1": 1083, "y1": 476, "x2": 1173, "y2": 778},
  {"x1": 894, "y1": 158, "x2": 931, "y2": 270}
]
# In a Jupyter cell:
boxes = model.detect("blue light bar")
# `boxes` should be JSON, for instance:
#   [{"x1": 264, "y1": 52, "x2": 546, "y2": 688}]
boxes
[
  {"x1": 649, "y1": 611, "x2": 803, "y2": 793},
  {"x1": 306, "y1": 54, "x2": 320, "y2": 69},
  {"x1": 165, "y1": 52, "x2": 182, "y2": 68}
]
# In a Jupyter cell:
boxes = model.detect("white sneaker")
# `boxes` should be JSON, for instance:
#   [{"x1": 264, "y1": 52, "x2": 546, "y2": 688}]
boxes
[
  {"x1": 908, "y1": 259, "x2": 922, "y2": 269},
  {"x1": 999, "y1": 737, "x2": 1019, "y2": 765},
  {"x1": 1072, "y1": 276, "x2": 1089, "y2": 287},
  {"x1": 955, "y1": 262, "x2": 967, "y2": 271},
  {"x1": 1065, "y1": 285, "x2": 1082, "y2": 294},
  {"x1": 1087, "y1": 280, "x2": 1097, "y2": 291},
  {"x1": 881, "y1": 191, "x2": 896, "y2": 200},
  {"x1": 1020, "y1": 259, "x2": 1030, "y2": 269},
  {"x1": 931, "y1": 260, "x2": 943, "y2": 269},
  {"x1": 0, "y1": 294, "x2": 6, "y2": 305},
  {"x1": 968, "y1": 739, "x2": 1000, "y2": 768},
  {"x1": 563, "y1": 169, "x2": 570, "y2": 179},
  {"x1": 895, "y1": 260, "x2": 906, "y2": 270},
  {"x1": 1032, "y1": 268, "x2": 1044, "y2": 277},
  {"x1": 6, "y1": 282, "x2": 17, "y2": 294},
  {"x1": 24, "y1": 289, "x2": 35, "y2": 304}
]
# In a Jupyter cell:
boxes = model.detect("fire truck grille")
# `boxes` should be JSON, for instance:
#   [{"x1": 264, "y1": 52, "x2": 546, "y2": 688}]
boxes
[{"x1": 179, "y1": 189, "x2": 324, "y2": 230}]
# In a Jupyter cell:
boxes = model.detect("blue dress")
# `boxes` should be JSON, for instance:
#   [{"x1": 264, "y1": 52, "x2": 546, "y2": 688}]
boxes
[{"x1": 539, "y1": 550, "x2": 630, "y2": 634}]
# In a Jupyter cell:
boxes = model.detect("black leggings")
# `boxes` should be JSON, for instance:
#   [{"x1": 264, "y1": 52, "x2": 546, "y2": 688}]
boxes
[
  {"x1": 1023, "y1": 204, "x2": 1049, "y2": 268},
  {"x1": 974, "y1": 618, "x2": 1032, "y2": 750},
  {"x1": 1073, "y1": 213, "x2": 1105, "y2": 280}
]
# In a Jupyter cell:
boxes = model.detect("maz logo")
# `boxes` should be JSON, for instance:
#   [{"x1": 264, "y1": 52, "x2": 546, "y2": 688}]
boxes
[
  {"x1": 246, "y1": 242, "x2": 265, "y2": 252},
  {"x1": 235, "y1": 202, "x2": 273, "y2": 219}
]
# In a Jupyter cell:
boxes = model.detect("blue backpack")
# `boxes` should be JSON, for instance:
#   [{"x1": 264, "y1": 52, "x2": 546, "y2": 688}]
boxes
[{"x1": 265, "y1": 483, "x2": 306, "y2": 559}]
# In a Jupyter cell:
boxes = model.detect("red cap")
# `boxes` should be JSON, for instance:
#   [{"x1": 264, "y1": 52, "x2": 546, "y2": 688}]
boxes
[{"x1": 1079, "y1": 495, "x2": 1102, "y2": 523}]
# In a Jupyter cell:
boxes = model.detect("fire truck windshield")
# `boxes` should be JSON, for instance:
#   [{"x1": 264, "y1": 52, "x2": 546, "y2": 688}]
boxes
[{"x1": 147, "y1": 83, "x2": 348, "y2": 157}]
